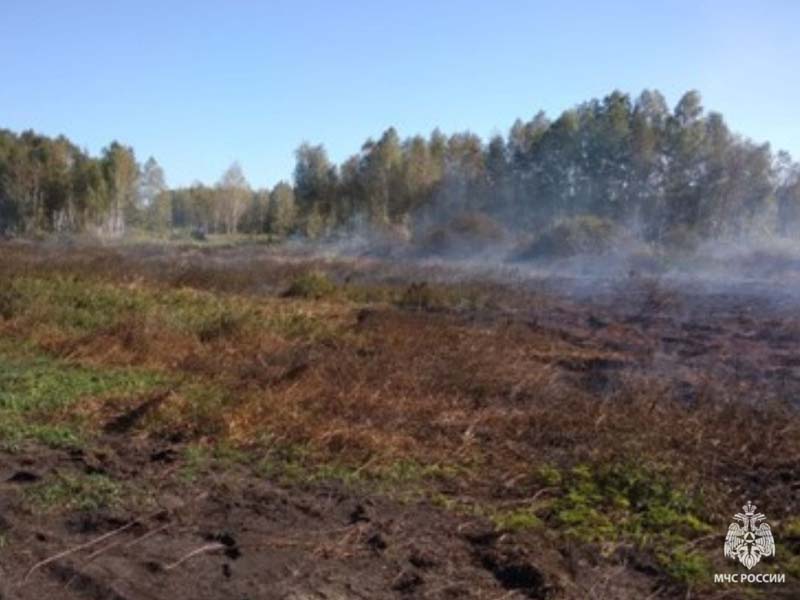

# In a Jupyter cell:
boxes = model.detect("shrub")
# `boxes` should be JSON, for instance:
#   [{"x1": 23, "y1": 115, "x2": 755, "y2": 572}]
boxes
[
  {"x1": 283, "y1": 270, "x2": 337, "y2": 299},
  {"x1": 514, "y1": 215, "x2": 625, "y2": 260},
  {"x1": 416, "y1": 212, "x2": 506, "y2": 257}
]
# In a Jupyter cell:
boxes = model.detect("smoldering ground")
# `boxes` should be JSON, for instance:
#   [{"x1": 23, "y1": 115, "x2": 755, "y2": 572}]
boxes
[{"x1": 1, "y1": 237, "x2": 799, "y2": 599}]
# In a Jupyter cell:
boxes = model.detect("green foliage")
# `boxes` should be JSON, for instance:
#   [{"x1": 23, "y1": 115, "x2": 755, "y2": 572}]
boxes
[
  {"x1": 491, "y1": 508, "x2": 543, "y2": 532},
  {"x1": 216, "y1": 162, "x2": 251, "y2": 234},
  {"x1": 160, "y1": 290, "x2": 251, "y2": 341},
  {"x1": 551, "y1": 464, "x2": 711, "y2": 541},
  {"x1": 102, "y1": 142, "x2": 139, "y2": 234},
  {"x1": 283, "y1": 270, "x2": 337, "y2": 300},
  {"x1": 177, "y1": 385, "x2": 231, "y2": 437},
  {"x1": 0, "y1": 350, "x2": 164, "y2": 413},
  {"x1": 0, "y1": 419, "x2": 81, "y2": 451},
  {"x1": 0, "y1": 341, "x2": 164, "y2": 450},
  {"x1": 4, "y1": 88, "x2": 796, "y2": 243},
  {"x1": 4, "y1": 273, "x2": 337, "y2": 352},
  {"x1": 303, "y1": 205, "x2": 327, "y2": 239},
  {"x1": 26, "y1": 473, "x2": 123, "y2": 513},
  {"x1": 659, "y1": 549, "x2": 712, "y2": 584},
  {"x1": 267, "y1": 181, "x2": 297, "y2": 236},
  {"x1": 535, "y1": 463, "x2": 563, "y2": 486},
  {"x1": 8, "y1": 275, "x2": 147, "y2": 332},
  {"x1": 542, "y1": 463, "x2": 713, "y2": 583},
  {"x1": 256, "y1": 443, "x2": 312, "y2": 484},
  {"x1": 255, "y1": 444, "x2": 459, "y2": 491}
]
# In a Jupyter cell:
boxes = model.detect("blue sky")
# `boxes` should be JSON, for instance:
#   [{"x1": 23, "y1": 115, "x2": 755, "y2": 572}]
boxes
[{"x1": 2, "y1": 0, "x2": 798, "y2": 188}]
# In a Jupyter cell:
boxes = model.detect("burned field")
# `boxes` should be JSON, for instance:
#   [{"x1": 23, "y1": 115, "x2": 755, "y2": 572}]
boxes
[{"x1": 0, "y1": 240, "x2": 798, "y2": 599}]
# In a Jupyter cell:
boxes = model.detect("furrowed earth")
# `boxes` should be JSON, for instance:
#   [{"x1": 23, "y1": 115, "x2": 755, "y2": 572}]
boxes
[{"x1": 0, "y1": 239, "x2": 798, "y2": 599}]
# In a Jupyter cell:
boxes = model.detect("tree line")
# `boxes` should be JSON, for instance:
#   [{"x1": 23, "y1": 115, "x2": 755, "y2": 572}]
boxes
[{"x1": 2, "y1": 89, "x2": 800, "y2": 243}]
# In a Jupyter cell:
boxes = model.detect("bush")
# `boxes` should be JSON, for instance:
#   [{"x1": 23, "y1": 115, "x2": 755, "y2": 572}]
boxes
[
  {"x1": 283, "y1": 270, "x2": 337, "y2": 299},
  {"x1": 415, "y1": 212, "x2": 506, "y2": 257},
  {"x1": 514, "y1": 215, "x2": 625, "y2": 260},
  {"x1": 367, "y1": 222, "x2": 413, "y2": 258}
]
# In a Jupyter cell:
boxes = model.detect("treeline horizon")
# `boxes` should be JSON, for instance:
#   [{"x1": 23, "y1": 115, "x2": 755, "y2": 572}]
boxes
[{"x1": 2, "y1": 89, "x2": 800, "y2": 246}]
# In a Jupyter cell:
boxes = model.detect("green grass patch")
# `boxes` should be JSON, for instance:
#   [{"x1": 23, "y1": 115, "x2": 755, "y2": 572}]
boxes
[
  {"x1": 25, "y1": 473, "x2": 123, "y2": 513},
  {"x1": 156, "y1": 287, "x2": 253, "y2": 341},
  {"x1": 254, "y1": 442, "x2": 464, "y2": 492},
  {"x1": 4, "y1": 273, "x2": 337, "y2": 344},
  {"x1": 0, "y1": 418, "x2": 81, "y2": 451},
  {"x1": 177, "y1": 442, "x2": 251, "y2": 482},
  {"x1": 0, "y1": 343, "x2": 165, "y2": 449},
  {"x1": 490, "y1": 508, "x2": 543, "y2": 532},
  {"x1": 0, "y1": 351, "x2": 164, "y2": 413},
  {"x1": 6, "y1": 276, "x2": 149, "y2": 332}
]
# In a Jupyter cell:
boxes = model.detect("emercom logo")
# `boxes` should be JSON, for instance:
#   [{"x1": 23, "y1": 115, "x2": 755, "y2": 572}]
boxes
[
  {"x1": 724, "y1": 501, "x2": 774, "y2": 569},
  {"x1": 714, "y1": 501, "x2": 785, "y2": 585},
  {"x1": 714, "y1": 573, "x2": 785, "y2": 584}
]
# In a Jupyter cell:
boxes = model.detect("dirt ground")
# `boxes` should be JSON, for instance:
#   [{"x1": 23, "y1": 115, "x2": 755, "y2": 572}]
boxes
[{"x1": 0, "y1": 433, "x2": 631, "y2": 600}]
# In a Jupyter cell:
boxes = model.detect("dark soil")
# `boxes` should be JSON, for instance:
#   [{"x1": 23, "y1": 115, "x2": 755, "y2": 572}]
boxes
[{"x1": 0, "y1": 437, "x2": 576, "y2": 600}]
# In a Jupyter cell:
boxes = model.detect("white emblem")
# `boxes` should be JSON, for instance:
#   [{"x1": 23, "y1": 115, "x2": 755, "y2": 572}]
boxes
[{"x1": 724, "y1": 501, "x2": 775, "y2": 570}]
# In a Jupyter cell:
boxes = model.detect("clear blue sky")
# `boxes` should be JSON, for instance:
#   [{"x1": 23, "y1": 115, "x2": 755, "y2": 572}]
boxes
[{"x1": 2, "y1": 0, "x2": 798, "y2": 189}]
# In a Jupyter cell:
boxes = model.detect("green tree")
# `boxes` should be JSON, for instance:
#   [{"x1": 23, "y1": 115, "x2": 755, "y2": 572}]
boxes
[
  {"x1": 268, "y1": 181, "x2": 296, "y2": 236},
  {"x1": 139, "y1": 157, "x2": 170, "y2": 232},
  {"x1": 101, "y1": 142, "x2": 139, "y2": 234},
  {"x1": 293, "y1": 143, "x2": 337, "y2": 237},
  {"x1": 216, "y1": 162, "x2": 250, "y2": 234}
]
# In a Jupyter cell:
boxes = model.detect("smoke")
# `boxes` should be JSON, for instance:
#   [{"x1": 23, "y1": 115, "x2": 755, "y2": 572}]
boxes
[{"x1": 275, "y1": 206, "x2": 800, "y2": 313}]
